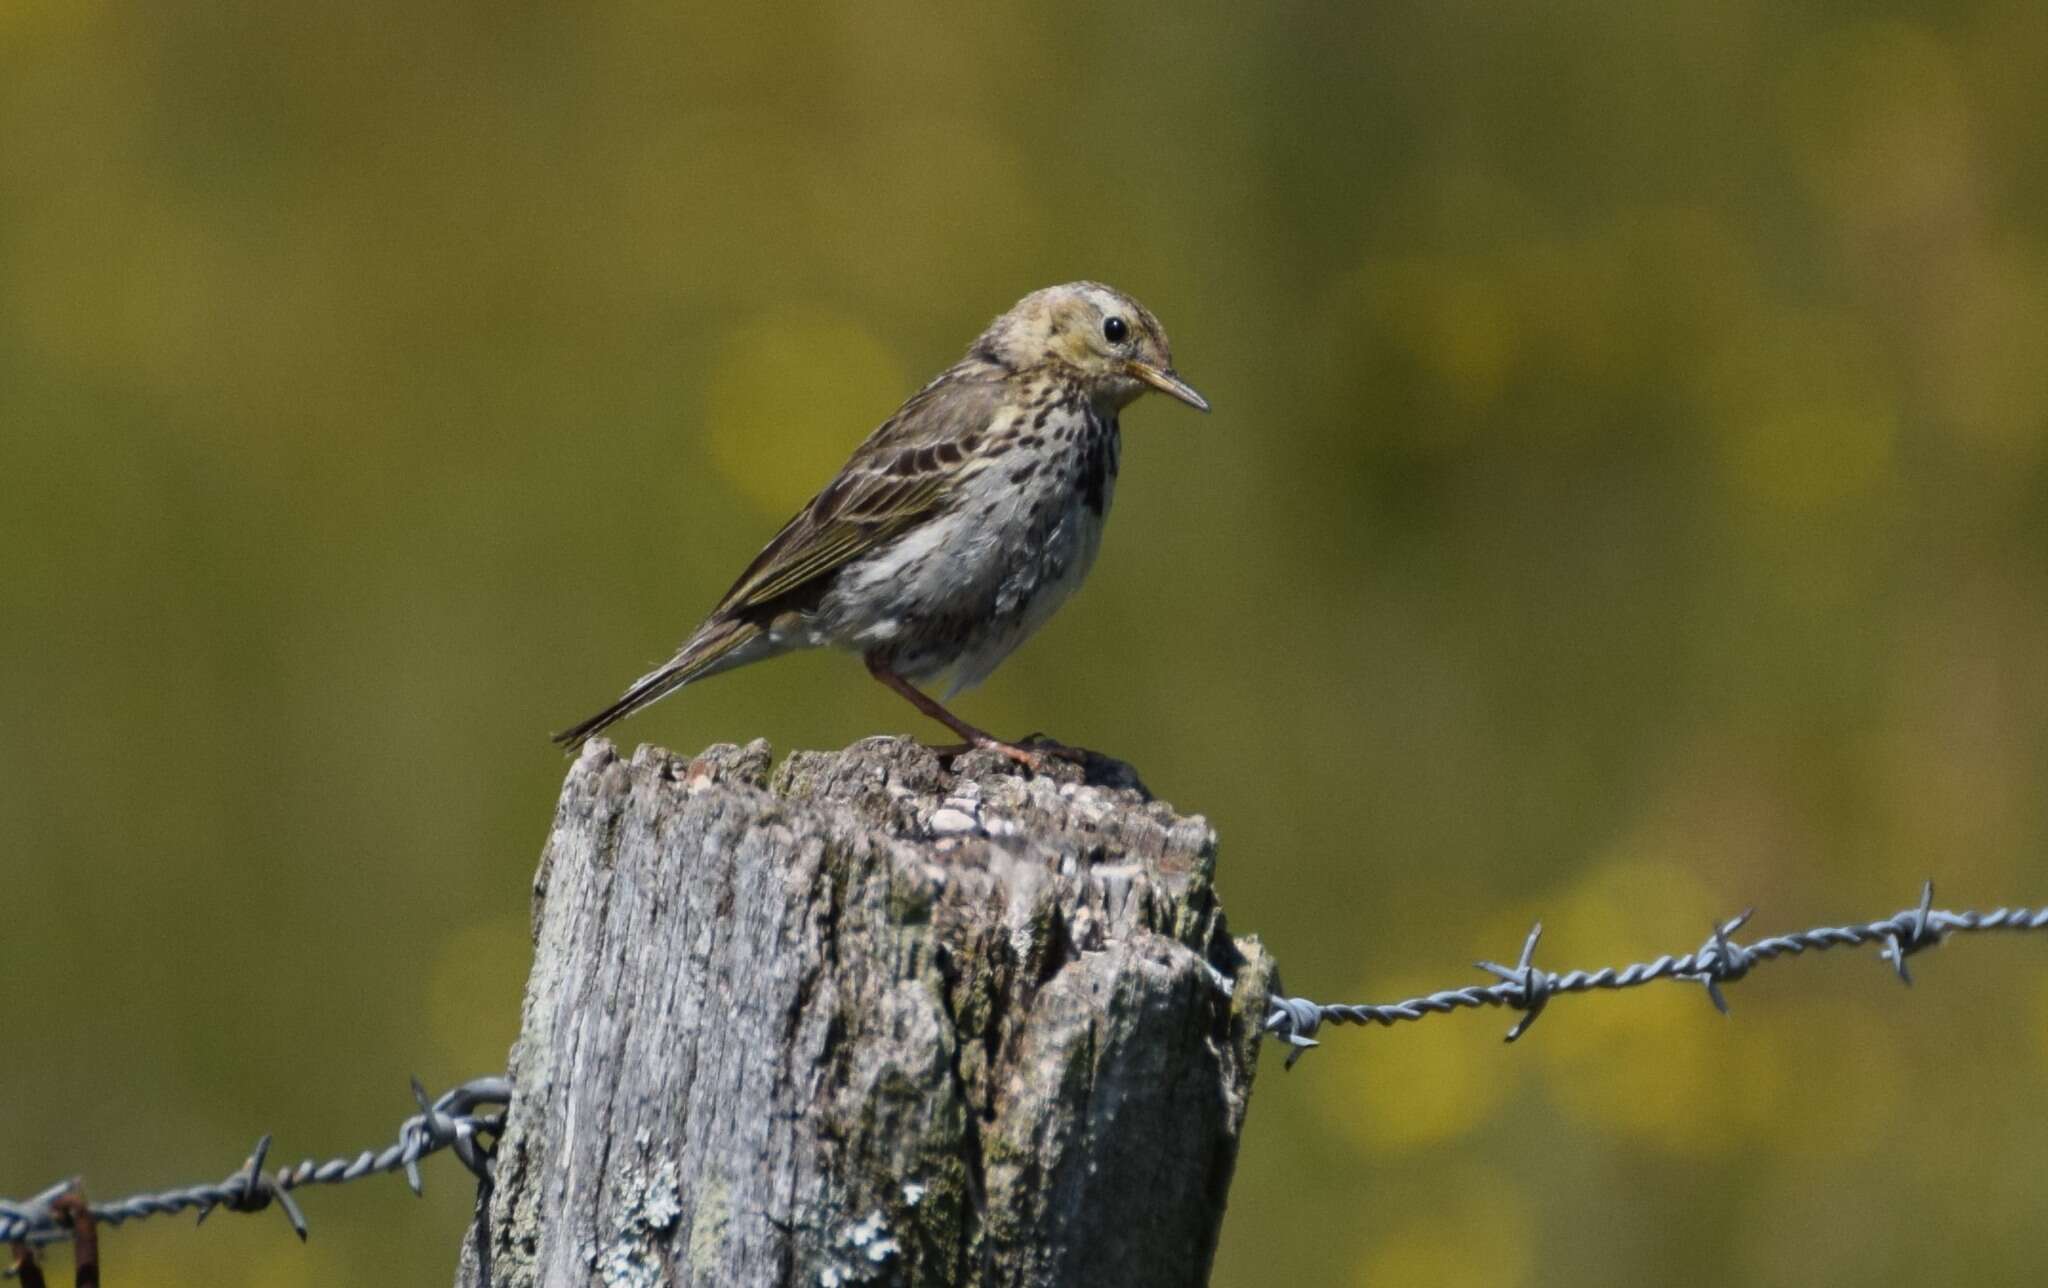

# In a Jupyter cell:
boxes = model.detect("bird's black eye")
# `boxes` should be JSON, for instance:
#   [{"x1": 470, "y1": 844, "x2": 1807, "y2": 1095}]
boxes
[{"x1": 1103, "y1": 316, "x2": 1129, "y2": 344}]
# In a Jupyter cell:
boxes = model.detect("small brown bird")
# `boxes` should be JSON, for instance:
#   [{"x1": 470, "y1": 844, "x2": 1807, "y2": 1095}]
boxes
[{"x1": 554, "y1": 282, "x2": 1208, "y2": 767}]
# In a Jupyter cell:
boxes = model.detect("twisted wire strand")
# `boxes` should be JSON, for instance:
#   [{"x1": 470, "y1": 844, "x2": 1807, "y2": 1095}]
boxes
[
  {"x1": 1262, "y1": 881, "x2": 2048, "y2": 1066},
  {"x1": 0, "y1": 1075, "x2": 510, "y2": 1252},
  {"x1": 9, "y1": 884, "x2": 2045, "y2": 1258}
]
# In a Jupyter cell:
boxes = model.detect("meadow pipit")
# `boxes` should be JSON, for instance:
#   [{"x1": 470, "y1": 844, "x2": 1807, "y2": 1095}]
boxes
[{"x1": 554, "y1": 282, "x2": 1207, "y2": 768}]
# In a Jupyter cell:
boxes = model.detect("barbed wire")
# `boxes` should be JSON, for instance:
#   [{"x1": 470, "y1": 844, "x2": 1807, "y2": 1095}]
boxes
[
  {"x1": 1260, "y1": 879, "x2": 2048, "y2": 1067},
  {"x1": 1, "y1": 1074, "x2": 508, "y2": 1275},
  {"x1": 10, "y1": 882, "x2": 2045, "y2": 1274}
]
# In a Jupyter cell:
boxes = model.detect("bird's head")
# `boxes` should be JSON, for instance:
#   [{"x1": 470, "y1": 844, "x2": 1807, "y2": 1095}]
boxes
[{"x1": 974, "y1": 282, "x2": 1209, "y2": 414}]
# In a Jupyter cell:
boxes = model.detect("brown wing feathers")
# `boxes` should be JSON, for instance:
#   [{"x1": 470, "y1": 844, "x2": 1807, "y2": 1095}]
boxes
[
  {"x1": 708, "y1": 373, "x2": 995, "y2": 616},
  {"x1": 551, "y1": 364, "x2": 999, "y2": 750},
  {"x1": 548, "y1": 616, "x2": 764, "y2": 748}
]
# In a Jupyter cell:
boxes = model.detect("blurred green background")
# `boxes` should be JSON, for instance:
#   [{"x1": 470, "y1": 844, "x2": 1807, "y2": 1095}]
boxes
[{"x1": 4, "y1": 1, "x2": 2047, "y2": 1284}]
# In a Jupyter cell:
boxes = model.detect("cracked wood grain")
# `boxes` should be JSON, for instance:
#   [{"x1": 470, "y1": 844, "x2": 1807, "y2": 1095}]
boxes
[{"x1": 454, "y1": 735, "x2": 1274, "y2": 1288}]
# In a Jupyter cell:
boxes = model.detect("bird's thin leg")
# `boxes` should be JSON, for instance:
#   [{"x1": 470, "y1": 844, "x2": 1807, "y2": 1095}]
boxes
[{"x1": 865, "y1": 658, "x2": 1052, "y2": 770}]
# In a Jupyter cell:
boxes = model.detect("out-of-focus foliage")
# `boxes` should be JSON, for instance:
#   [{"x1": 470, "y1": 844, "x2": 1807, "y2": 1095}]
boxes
[{"x1": 4, "y1": 2, "x2": 2046, "y2": 1283}]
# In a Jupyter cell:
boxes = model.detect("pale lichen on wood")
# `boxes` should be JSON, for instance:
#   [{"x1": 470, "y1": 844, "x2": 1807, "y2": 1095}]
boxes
[{"x1": 455, "y1": 735, "x2": 1274, "y2": 1288}]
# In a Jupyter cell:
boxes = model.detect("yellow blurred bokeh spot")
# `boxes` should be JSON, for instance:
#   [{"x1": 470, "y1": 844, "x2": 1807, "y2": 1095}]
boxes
[
  {"x1": 701, "y1": 312, "x2": 909, "y2": 516},
  {"x1": 1784, "y1": 23, "x2": 1973, "y2": 235},
  {"x1": 2033, "y1": 974, "x2": 2048, "y2": 1076},
  {"x1": 1701, "y1": 312, "x2": 1897, "y2": 512},
  {"x1": 1315, "y1": 979, "x2": 1518, "y2": 1152},
  {"x1": 428, "y1": 912, "x2": 532, "y2": 1074},
  {"x1": 0, "y1": 0, "x2": 102, "y2": 41},
  {"x1": 1915, "y1": 237, "x2": 2048, "y2": 461},
  {"x1": 1370, "y1": 259, "x2": 1520, "y2": 422},
  {"x1": 1740, "y1": 997, "x2": 1904, "y2": 1160},
  {"x1": 1353, "y1": 1164, "x2": 1536, "y2": 1288},
  {"x1": 239, "y1": 1237, "x2": 354, "y2": 1288},
  {"x1": 1531, "y1": 857, "x2": 1785, "y2": 1155}
]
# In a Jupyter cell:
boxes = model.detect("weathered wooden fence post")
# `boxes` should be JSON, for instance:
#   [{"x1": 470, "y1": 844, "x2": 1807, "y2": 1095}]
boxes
[{"x1": 455, "y1": 735, "x2": 1274, "y2": 1287}]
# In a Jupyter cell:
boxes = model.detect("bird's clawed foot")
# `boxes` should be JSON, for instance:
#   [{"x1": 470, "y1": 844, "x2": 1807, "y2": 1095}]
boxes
[
  {"x1": 1013, "y1": 733, "x2": 1090, "y2": 766},
  {"x1": 925, "y1": 734, "x2": 1086, "y2": 774},
  {"x1": 868, "y1": 660, "x2": 1092, "y2": 776}
]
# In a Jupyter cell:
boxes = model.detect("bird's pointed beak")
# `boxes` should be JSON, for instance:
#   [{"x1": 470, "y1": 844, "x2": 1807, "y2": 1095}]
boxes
[{"x1": 1128, "y1": 361, "x2": 1211, "y2": 413}]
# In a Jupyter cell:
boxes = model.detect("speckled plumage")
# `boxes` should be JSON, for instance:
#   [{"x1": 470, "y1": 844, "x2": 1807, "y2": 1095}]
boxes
[{"x1": 555, "y1": 282, "x2": 1206, "y2": 766}]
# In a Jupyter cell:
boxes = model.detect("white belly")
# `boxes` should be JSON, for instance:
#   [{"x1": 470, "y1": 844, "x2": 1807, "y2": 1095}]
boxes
[{"x1": 814, "y1": 428, "x2": 1117, "y2": 694}]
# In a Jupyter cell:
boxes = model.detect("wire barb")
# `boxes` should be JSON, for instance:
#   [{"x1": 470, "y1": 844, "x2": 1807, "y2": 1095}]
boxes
[
  {"x1": 1260, "y1": 881, "x2": 2048, "y2": 1065},
  {"x1": 1879, "y1": 880, "x2": 1940, "y2": 985},
  {"x1": 0, "y1": 1076, "x2": 509, "y2": 1255},
  {"x1": 1477, "y1": 921, "x2": 1551, "y2": 1042},
  {"x1": 1264, "y1": 995, "x2": 1327, "y2": 1069},
  {"x1": 1686, "y1": 909, "x2": 1754, "y2": 1016}
]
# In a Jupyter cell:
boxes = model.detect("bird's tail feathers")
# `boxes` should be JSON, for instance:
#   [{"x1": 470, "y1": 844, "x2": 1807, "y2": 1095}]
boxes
[{"x1": 551, "y1": 617, "x2": 764, "y2": 751}]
